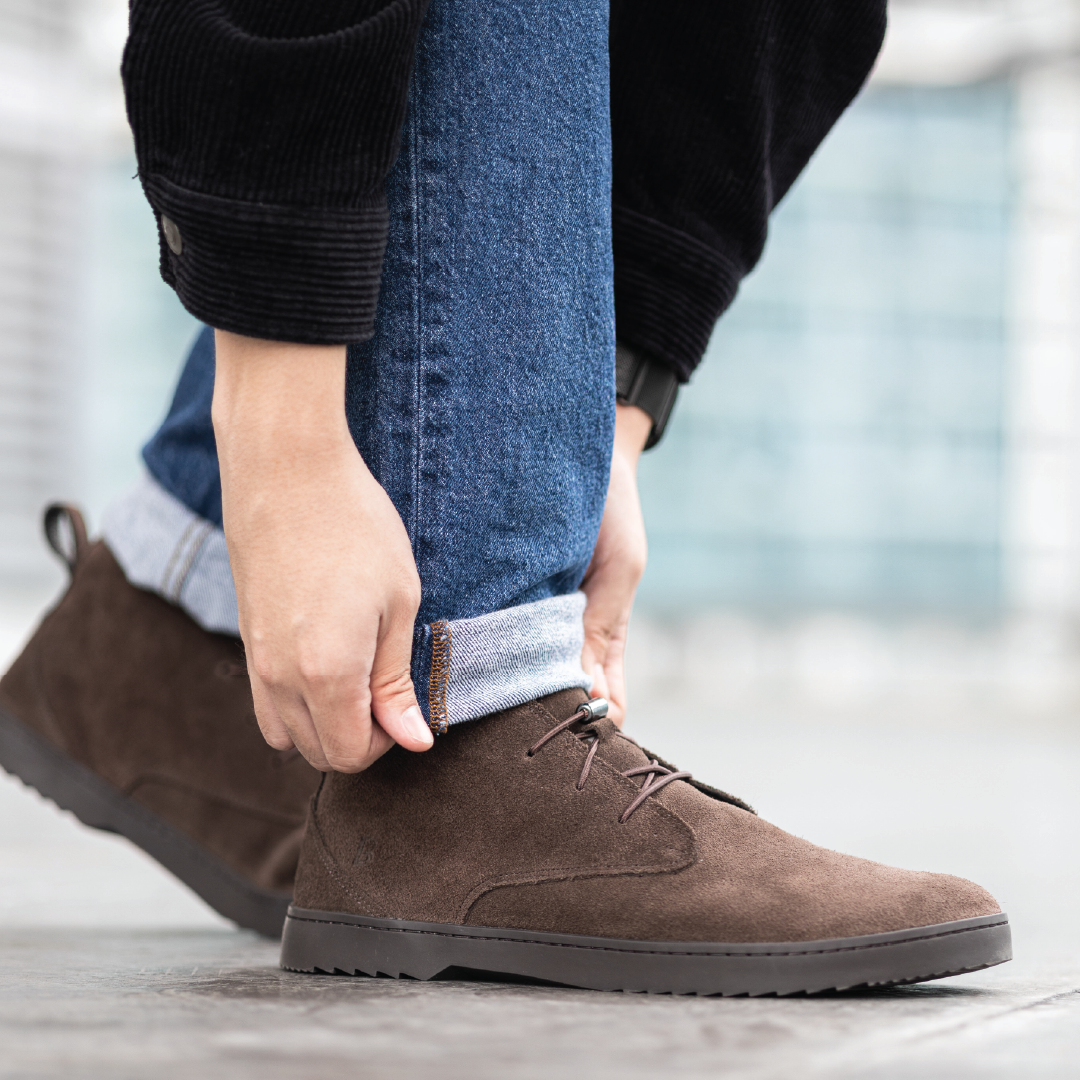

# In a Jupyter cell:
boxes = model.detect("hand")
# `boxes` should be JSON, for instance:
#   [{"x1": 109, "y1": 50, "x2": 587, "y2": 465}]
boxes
[
  {"x1": 580, "y1": 403, "x2": 652, "y2": 727},
  {"x1": 212, "y1": 330, "x2": 433, "y2": 772}
]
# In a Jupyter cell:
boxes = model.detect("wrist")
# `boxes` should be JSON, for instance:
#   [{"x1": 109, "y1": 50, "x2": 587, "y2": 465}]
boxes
[
  {"x1": 614, "y1": 343, "x2": 679, "y2": 449},
  {"x1": 613, "y1": 402, "x2": 652, "y2": 469},
  {"x1": 211, "y1": 330, "x2": 350, "y2": 457}
]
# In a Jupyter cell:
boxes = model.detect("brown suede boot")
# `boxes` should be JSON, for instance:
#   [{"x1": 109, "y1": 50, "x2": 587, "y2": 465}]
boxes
[
  {"x1": 282, "y1": 688, "x2": 1010, "y2": 995},
  {"x1": 0, "y1": 505, "x2": 320, "y2": 936}
]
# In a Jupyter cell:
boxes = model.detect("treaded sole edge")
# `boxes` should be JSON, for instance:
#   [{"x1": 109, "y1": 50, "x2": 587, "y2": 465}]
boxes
[
  {"x1": 0, "y1": 704, "x2": 291, "y2": 938},
  {"x1": 280, "y1": 908, "x2": 1012, "y2": 996}
]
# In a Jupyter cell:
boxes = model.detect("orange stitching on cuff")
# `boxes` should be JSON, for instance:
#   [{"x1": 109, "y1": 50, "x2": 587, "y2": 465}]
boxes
[{"x1": 427, "y1": 620, "x2": 451, "y2": 735}]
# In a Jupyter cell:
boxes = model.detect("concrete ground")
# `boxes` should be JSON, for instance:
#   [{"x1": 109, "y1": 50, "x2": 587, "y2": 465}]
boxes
[{"x1": 1, "y1": 587, "x2": 1079, "y2": 1079}]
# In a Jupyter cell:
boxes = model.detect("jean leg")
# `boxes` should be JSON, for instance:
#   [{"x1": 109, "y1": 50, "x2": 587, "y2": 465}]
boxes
[
  {"x1": 349, "y1": 0, "x2": 614, "y2": 726},
  {"x1": 142, "y1": 325, "x2": 222, "y2": 527}
]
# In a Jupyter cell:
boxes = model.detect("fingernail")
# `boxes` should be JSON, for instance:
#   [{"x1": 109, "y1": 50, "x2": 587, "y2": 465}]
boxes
[{"x1": 402, "y1": 705, "x2": 434, "y2": 746}]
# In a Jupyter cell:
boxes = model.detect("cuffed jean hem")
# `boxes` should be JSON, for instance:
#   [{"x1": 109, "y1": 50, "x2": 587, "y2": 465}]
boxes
[
  {"x1": 101, "y1": 472, "x2": 592, "y2": 729},
  {"x1": 102, "y1": 471, "x2": 239, "y2": 634},
  {"x1": 411, "y1": 593, "x2": 591, "y2": 731}
]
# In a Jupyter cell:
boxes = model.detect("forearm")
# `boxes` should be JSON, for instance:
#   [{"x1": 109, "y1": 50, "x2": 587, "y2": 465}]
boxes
[
  {"x1": 212, "y1": 334, "x2": 349, "y2": 466},
  {"x1": 211, "y1": 330, "x2": 429, "y2": 771},
  {"x1": 212, "y1": 333, "x2": 354, "y2": 547}
]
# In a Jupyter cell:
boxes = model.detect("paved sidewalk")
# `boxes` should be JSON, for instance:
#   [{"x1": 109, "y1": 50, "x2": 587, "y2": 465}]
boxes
[
  {"x1": 2, "y1": 593, "x2": 1079, "y2": 1078},
  {"x1": 2, "y1": 926, "x2": 1078, "y2": 1080}
]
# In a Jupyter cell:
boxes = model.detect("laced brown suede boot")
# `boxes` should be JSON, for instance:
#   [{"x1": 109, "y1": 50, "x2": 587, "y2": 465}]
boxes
[
  {"x1": 282, "y1": 688, "x2": 1010, "y2": 995},
  {"x1": 0, "y1": 505, "x2": 320, "y2": 936}
]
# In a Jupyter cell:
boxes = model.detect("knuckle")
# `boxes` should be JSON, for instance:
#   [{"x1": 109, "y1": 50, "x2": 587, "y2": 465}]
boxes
[
  {"x1": 247, "y1": 648, "x2": 276, "y2": 685},
  {"x1": 296, "y1": 648, "x2": 353, "y2": 690},
  {"x1": 296, "y1": 656, "x2": 332, "y2": 688},
  {"x1": 398, "y1": 581, "x2": 421, "y2": 613},
  {"x1": 370, "y1": 664, "x2": 415, "y2": 702},
  {"x1": 323, "y1": 749, "x2": 369, "y2": 774},
  {"x1": 256, "y1": 722, "x2": 293, "y2": 751},
  {"x1": 395, "y1": 567, "x2": 422, "y2": 610},
  {"x1": 301, "y1": 750, "x2": 332, "y2": 773}
]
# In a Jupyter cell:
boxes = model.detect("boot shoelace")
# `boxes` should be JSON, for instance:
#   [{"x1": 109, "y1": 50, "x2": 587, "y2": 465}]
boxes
[{"x1": 526, "y1": 698, "x2": 691, "y2": 824}]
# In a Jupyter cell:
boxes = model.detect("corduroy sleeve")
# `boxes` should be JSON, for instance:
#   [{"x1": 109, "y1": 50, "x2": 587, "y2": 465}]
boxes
[
  {"x1": 121, "y1": 0, "x2": 430, "y2": 345},
  {"x1": 609, "y1": 0, "x2": 888, "y2": 382}
]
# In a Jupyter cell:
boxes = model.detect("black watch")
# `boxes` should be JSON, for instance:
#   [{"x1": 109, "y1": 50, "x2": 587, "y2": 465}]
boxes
[{"x1": 615, "y1": 342, "x2": 679, "y2": 450}]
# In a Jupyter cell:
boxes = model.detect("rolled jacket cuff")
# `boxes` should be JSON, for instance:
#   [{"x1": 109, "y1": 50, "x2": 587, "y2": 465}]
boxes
[
  {"x1": 144, "y1": 174, "x2": 389, "y2": 345},
  {"x1": 612, "y1": 204, "x2": 744, "y2": 382}
]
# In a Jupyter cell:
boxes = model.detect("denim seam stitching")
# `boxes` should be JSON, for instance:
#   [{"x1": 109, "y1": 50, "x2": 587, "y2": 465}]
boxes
[
  {"x1": 426, "y1": 620, "x2": 451, "y2": 734},
  {"x1": 160, "y1": 517, "x2": 202, "y2": 600},
  {"x1": 170, "y1": 520, "x2": 214, "y2": 603}
]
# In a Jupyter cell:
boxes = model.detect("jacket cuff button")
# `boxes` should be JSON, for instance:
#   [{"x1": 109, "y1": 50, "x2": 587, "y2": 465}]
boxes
[{"x1": 161, "y1": 214, "x2": 183, "y2": 256}]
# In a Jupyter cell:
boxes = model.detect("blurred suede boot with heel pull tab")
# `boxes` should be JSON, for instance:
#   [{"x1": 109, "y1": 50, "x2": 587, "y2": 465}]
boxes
[{"x1": 0, "y1": 505, "x2": 320, "y2": 936}]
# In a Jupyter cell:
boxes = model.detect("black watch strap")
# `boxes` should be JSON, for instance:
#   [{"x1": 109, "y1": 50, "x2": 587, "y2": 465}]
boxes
[{"x1": 615, "y1": 342, "x2": 680, "y2": 450}]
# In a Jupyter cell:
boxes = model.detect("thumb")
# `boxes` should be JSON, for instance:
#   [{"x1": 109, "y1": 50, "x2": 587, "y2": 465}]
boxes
[
  {"x1": 581, "y1": 638, "x2": 600, "y2": 681},
  {"x1": 581, "y1": 613, "x2": 614, "y2": 688},
  {"x1": 589, "y1": 661, "x2": 610, "y2": 701},
  {"x1": 369, "y1": 611, "x2": 434, "y2": 752}
]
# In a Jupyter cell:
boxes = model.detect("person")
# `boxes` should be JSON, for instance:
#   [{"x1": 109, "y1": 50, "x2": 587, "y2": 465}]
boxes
[{"x1": 0, "y1": 0, "x2": 1010, "y2": 994}]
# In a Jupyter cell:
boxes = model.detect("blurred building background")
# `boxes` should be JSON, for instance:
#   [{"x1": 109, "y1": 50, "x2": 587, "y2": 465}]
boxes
[
  {"x1": 3, "y1": 0, "x2": 1080, "y2": 724},
  {"x1": 0, "y1": 0, "x2": 197, "y2": 586}
]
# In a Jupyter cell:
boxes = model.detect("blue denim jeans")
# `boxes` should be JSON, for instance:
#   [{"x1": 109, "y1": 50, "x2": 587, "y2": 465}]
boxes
[{"x1": 103, "y1": 0, "x2": 615, "y2": 728}]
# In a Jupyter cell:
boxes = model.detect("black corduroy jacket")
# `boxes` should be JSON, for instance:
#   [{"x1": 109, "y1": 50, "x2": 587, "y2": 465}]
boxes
[{"x1": 122, "y1": 0, "x2": 886, "y2": 381}]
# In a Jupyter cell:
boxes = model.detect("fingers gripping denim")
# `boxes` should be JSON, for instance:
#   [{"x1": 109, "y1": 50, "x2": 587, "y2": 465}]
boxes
[{"x1": 105, "y1": 0, "x2": 615, "y2": 728}]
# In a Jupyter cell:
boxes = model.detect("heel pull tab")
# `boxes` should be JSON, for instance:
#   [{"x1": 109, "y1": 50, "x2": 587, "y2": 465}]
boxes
[{"x1": 43, "y1": 504, "x2": 90, "y2": 577}]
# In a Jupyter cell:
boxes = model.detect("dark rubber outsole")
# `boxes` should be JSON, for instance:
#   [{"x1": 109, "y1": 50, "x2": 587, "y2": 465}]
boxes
[
  {"x1": 281, "y1": 907, "x2": 1012, "y2": 996},
  {"x1": 0, "y1": 705, "x2": 291, "y2": 938}
]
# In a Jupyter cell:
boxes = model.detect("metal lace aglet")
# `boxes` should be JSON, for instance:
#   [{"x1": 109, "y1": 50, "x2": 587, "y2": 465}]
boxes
[{"x1": 578, "y1": 697, "x2": 609, "y2": 721}]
